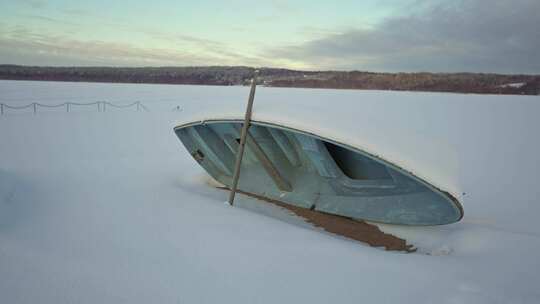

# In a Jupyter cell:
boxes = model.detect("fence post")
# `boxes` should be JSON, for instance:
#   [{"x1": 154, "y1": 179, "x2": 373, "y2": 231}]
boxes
[
  {"x1": 33, "y1": 103, "x2": 37, "y2": 114},
  {"x1": 103, "y1": 102, "x2": 106, "y2": 112},
  {"x1": 66, "y1": 103, "x2": 70, "y2": 113},
  {"x1": 1, "y1": 103, "x2": 3, "y2": 115}
]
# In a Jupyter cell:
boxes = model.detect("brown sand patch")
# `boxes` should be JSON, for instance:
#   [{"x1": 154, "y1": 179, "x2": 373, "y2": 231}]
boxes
[{"x1": 218, "y1": 187, "x2": 416, "y2": 252}]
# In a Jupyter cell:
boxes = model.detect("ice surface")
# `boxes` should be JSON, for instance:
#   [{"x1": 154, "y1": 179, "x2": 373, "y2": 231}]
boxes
[
  {"x1": 499, "y1": 82, "x2": 526, "y2": 88},
  {"x1": 1, "y1": 80, "x2": 540, "y2": 303}
]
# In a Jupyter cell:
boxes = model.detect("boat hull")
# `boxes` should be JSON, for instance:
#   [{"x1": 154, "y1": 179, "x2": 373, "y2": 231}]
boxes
[{"x1": 174, "y1": 120, "x2": 463, "y2": 225}]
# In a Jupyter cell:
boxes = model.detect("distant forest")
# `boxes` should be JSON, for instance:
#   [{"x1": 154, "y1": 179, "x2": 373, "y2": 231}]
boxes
[{"x1": 1, "y1": 65, "x2": 539, "y2": 95}]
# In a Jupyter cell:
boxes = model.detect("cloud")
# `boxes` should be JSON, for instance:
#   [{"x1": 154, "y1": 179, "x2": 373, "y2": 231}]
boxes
[
  {"x1": 135, "y1": 28, "x2": 225, "y2": 50},
  {"x1": 20, "y1": 14, "x2": 80, "y2": 26},
  {"x1": 61, "y1": 8, "x2": 90, "y2": 16},
  {"x1": 0, "y1": 26, "x2": 264, "y2": 67},
  {"x1": 268, "y1": 0, "x2": 540, "y2": 73},
  {"x1": 19, "y1": 0, "x2": 47, "y2": 9},
  {"x1": 4, "y1": 0, "x2": 537, "y2": 72}
]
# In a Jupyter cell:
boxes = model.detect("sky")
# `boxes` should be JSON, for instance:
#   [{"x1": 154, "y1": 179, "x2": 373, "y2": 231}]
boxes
[{"x1": 0, "y1": 0, "x2": 539, "y2": 73}]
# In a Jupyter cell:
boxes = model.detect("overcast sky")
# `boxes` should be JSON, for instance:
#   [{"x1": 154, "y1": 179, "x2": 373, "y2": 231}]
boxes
[{"x1": 0, "y1": 0, "x2": 538, "y2": 73}]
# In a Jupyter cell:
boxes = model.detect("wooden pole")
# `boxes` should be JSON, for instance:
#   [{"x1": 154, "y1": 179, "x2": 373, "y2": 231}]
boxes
[
  {"x1": 232, "y1": 125, "x2": 292, "y2": 192},
  {"x1": 33, "y1": 103, "x2": 37, "y2": 114},
  {"x1": 228, "y1": 71, "x2": 258, "y2": 206},
  {"x1": 244, "y1": 130, "x2": 292, "y2": 192}
]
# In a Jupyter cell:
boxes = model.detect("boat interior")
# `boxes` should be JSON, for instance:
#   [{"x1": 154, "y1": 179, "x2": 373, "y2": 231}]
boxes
[{"x1": 174, "y1": 120, "x2": 463, "y2": 225}]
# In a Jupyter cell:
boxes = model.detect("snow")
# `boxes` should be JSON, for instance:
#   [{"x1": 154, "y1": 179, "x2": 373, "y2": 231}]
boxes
[
  {"x1": 499, "y1": 82, "x2": 526, "y2": 88},
  {"x1": 1, "y1": 80, "x2": 540, "y2": 303}
]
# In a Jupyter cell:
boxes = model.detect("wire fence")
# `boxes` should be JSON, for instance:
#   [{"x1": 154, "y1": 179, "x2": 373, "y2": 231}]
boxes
[{"x1": 0, "y1": 101, "x2": 149, "y2": 115}]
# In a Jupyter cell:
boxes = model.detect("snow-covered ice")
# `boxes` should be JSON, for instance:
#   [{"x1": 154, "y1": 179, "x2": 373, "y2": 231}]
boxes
[
  {"x1": 1, "y1": 80, "x2": 540, "y2": 303},
  {"x1": 498, "y1": 82, "x2": 526, "y2": 88}
]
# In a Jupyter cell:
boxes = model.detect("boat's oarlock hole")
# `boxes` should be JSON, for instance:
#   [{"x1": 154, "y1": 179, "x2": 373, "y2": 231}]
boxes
[
  {"x1": 191, "y1": 149, "x2": 205, "y2": 163},
  {"x1": 323, "y1": 141, "x2": 392, "y2": 180}
]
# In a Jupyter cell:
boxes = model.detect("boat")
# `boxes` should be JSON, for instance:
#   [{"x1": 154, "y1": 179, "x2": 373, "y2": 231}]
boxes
[{"x1": 174, "y1": 119, "x2": 463, "y2": 225}]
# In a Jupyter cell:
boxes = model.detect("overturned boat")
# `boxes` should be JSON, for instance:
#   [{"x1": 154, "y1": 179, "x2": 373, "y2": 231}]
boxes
[{"x1": 174, "y1": 119, "x2": 463, "y2": 226}]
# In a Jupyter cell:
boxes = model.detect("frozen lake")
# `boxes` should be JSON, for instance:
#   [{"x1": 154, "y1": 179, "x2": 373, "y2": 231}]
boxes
[{"x1": 1, "y1": 80, "x2": 540, "y2": 303}]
